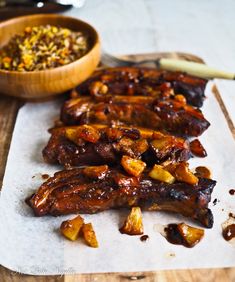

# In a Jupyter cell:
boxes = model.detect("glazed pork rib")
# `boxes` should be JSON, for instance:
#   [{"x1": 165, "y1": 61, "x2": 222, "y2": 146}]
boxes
[
  {"x1": 43, "y1": 125, "x2": 190, "y2": 167},
  {"x1": 73, "y1": 67, "x2": 208, "y2": 107},
  {"x1": 26, "y1": 166, "x2": 216, "y2": 228},
  {"x1": 60, "y1": 95, "x2": 210, "y2": 137},
  {"x1": 29, "y1": 67, "x2": 214, "y2": 230}
]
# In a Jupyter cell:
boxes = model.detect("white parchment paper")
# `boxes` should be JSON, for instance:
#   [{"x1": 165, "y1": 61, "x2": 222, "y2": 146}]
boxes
[{"x1": 1, "y1": 82, "x2": 235, "y2": 275}]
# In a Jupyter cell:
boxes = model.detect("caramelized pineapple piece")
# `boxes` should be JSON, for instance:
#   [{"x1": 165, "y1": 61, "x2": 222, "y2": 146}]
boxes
[
  {"x1": 163, "y1": 162, "x2": 177, "y2": 174},
  {"x1": 138, "y1": 127, "x2": 154, "y2": 139},
  {"x1": 121, "y1": 155, "x2": 146, "y2": 177},
  {"x1": 114, "y1": 137, "x2": 135, "y2": 156},
  {"x1": 106, "y1": 127, "x2": 124, "y2": 141},
  {"x1": 195, "y1": 166, "x2": 211, "y2": 179},
  {"x1": 120, "y1": 207, "x2": 144, "y2": 235},
  {"x1": 151, "y1": 137, "x2": 170, "y2": 151},
  {"x1": 89, "y1": 81, "x2": 108, "y2": 96},
  {"x1": 65, "y1": 128, "x2": 77, "y2": 143},
  {"x1": 150, "y1": 136, "x2": 179, "y2": 160},
  {"x1": 174, "y1": 162, "x2": 198, "y2": 185},
  {"x1": 174, "y1": 94, "x2": 187, "y2": 105},
  {"x1": 78, "y1": 125, "x2": 101, "y2": 143},
  {"x1": 60, "y1": 216, "x2": 99, "y2": 248},
  {"x1": 178, "y1": 223, "x2": 204, "y2": 247},
  {"x1": 149, "y1": 164, "x2": 175, "y2": 184},
  {"x1": 65, "y1": 125, "x2": 100, "y2": 144},
  {"x1": 60, "y1": 215, "x2": 84, "y2": 241},
  {"x1": 82, "y1": 223, "x2": 99, "y2": 248},
  {"x1": 133, "y1": 139, "x2": 149, "y2": 156},
  {"x1": 164, "y1": 162, "x2": 199, "y2": 185},
  {"x1": 152, "y1": 131, "x2": 165, "y2": 139},
  {"x1": 83, "y1": 165, "x2": 109, "y2": 180},
  {"x1": 114, "y1": 136, "x2": 148, "y2": 157}
]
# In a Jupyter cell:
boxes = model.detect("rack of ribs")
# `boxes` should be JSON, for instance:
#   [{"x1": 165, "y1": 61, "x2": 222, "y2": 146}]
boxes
[
  {"x1": 27, "y1": 67, "x2": 215, "y2": 231},
  {"x1": 42, "y1": 125, "x2": 190, "y2": 167},
  {"x1": 26, "y1": 165, "x2": 216, "y2": 228},
  {"x1": 60, "y1": 95, "x2": 210, "y2": 137},
  {"x1": 73, "y1": 67, "x2": 208, "y2": 107}
]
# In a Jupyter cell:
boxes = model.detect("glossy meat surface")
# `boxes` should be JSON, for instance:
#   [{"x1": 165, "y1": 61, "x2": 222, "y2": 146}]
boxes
[
  {"x1": 74, "y1": 67, "x2": 208, "y2": 107},
  {"x1": 43, "y1": 125, "x2": 190, "y2": 167},
  {"x1": 31, "y1": 67, "x2": 214, "y2": 227},
  {"x1": 61, "y1": 95, "x2": 210, "y2": 137},
  {"x1": 26, "y1": 166, "x2": 216, "y2": 228}
]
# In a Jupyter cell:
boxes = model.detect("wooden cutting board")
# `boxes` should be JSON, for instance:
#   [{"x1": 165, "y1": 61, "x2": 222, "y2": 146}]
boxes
[{"x1": 0, "y1": 52, "x2": 234, "y2": 282}]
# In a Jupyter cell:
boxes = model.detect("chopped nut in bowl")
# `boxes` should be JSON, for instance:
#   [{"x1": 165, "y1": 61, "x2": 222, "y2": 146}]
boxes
[
  {"x1": 0, "y1": 25, "x2": 89, "y2": 72},
  {"x1": 0, "y1": 14, "x2": 100, "y2": 100}
]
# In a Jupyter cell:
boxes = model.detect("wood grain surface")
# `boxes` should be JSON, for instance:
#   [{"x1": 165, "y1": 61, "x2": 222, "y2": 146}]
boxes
[{"x1": 0, "y1": 52, "x2": 235, "y2": 282}]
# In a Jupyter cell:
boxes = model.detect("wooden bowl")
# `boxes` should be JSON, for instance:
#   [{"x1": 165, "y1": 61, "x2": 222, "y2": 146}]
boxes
[{"x1": 0, "y1": 14, "x2": 101, "y2": 100}]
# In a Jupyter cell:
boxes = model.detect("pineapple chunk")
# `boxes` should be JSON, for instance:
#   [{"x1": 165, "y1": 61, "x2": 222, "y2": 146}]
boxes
[
  {"x1": 114, "y1": 137, "x2": 135, "y2": 156},
  {"x1": 82, "y1": 223, "x2": 99, "y2": 248},
  {"x1": 195, "y1": 166, "x2": 211, "y2": 179},
  {"x1": 151, "y1": 138, "x2": 169, "y2": 151},
  {"x1": 78, "y1": 125, "x2": 100, "y2": 143},
  {"x1": 174, "y1": 162, "x2": 198, "y2": 185},
  {"x1": 120, "y1": 207, "x2": 144, "y2": 235},
  {"x1": 65, "y1": 125, "x2": 100, "y2": 144},
  {"x1": 60, "y1": 215, "x2": 84, "y2": 241},
  {"x1": 178, "y1": 223, "x2": 204, "y2": 247},
  {"x1": 137, "y1": 127, "x2": 154, "y2": 139},
  {"x1": 163, "y1": 162, "x2": 177, "y2": 174},
  {"x1": 106, "y1": 127, "x2": 124, "y2": 141},
  {"x1": 121, "y1": 155, "x2": 146, "y2": 177},
  {"x1": 65, "y1": 128, "x2": 77, "y2": 143},
  {"x1": 60, "y1": 216, "x2": 99, "y2": 248},
  {"x1": 89, "y1": 81, "x2": 108, "y2": 96},
  {"x1": 152, "y1": 131, "x2": 165, "y2": 139},
  {"x1": 149, "y1": 164, "x2": 175, "y2": 184},
  {"x1": 174, "y1": 94, "x2": 187, "y2": 105},
  {"x1": 83, "y1": 165, "x2": 109, "y2": 180},
  {"x1": 133, "y1": 139, "x2": 149, "y2": 156}
]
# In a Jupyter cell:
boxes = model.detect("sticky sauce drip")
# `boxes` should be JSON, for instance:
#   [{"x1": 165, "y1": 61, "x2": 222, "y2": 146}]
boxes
[
  {"x1": 164, "y1": 224, "x2": 185, "y2": 246},
  {"x1": 229, "y1": 213, "x2": 235, "y2": 219},
  {"x1": 229, "y1": 189, "x2": 235, "y2": 195},
  {"x1": 41, "y1": 174, "x2": 50, "y2": 180},
  {"x1": 140, "y1": 235, "x2": 149, "y2": 242},
  {"x1": 190, "y1": 139, "x2": 207, "y2": 158},
  {"x1": 213, "y1": 198, "x2": 218, "y2": 206},
  {"x1": 222, "y1": 224, "x2": 235, "y2": 241},
  {"x1": 195, "y1": 166, "x2": 211, "y2": 179}
]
